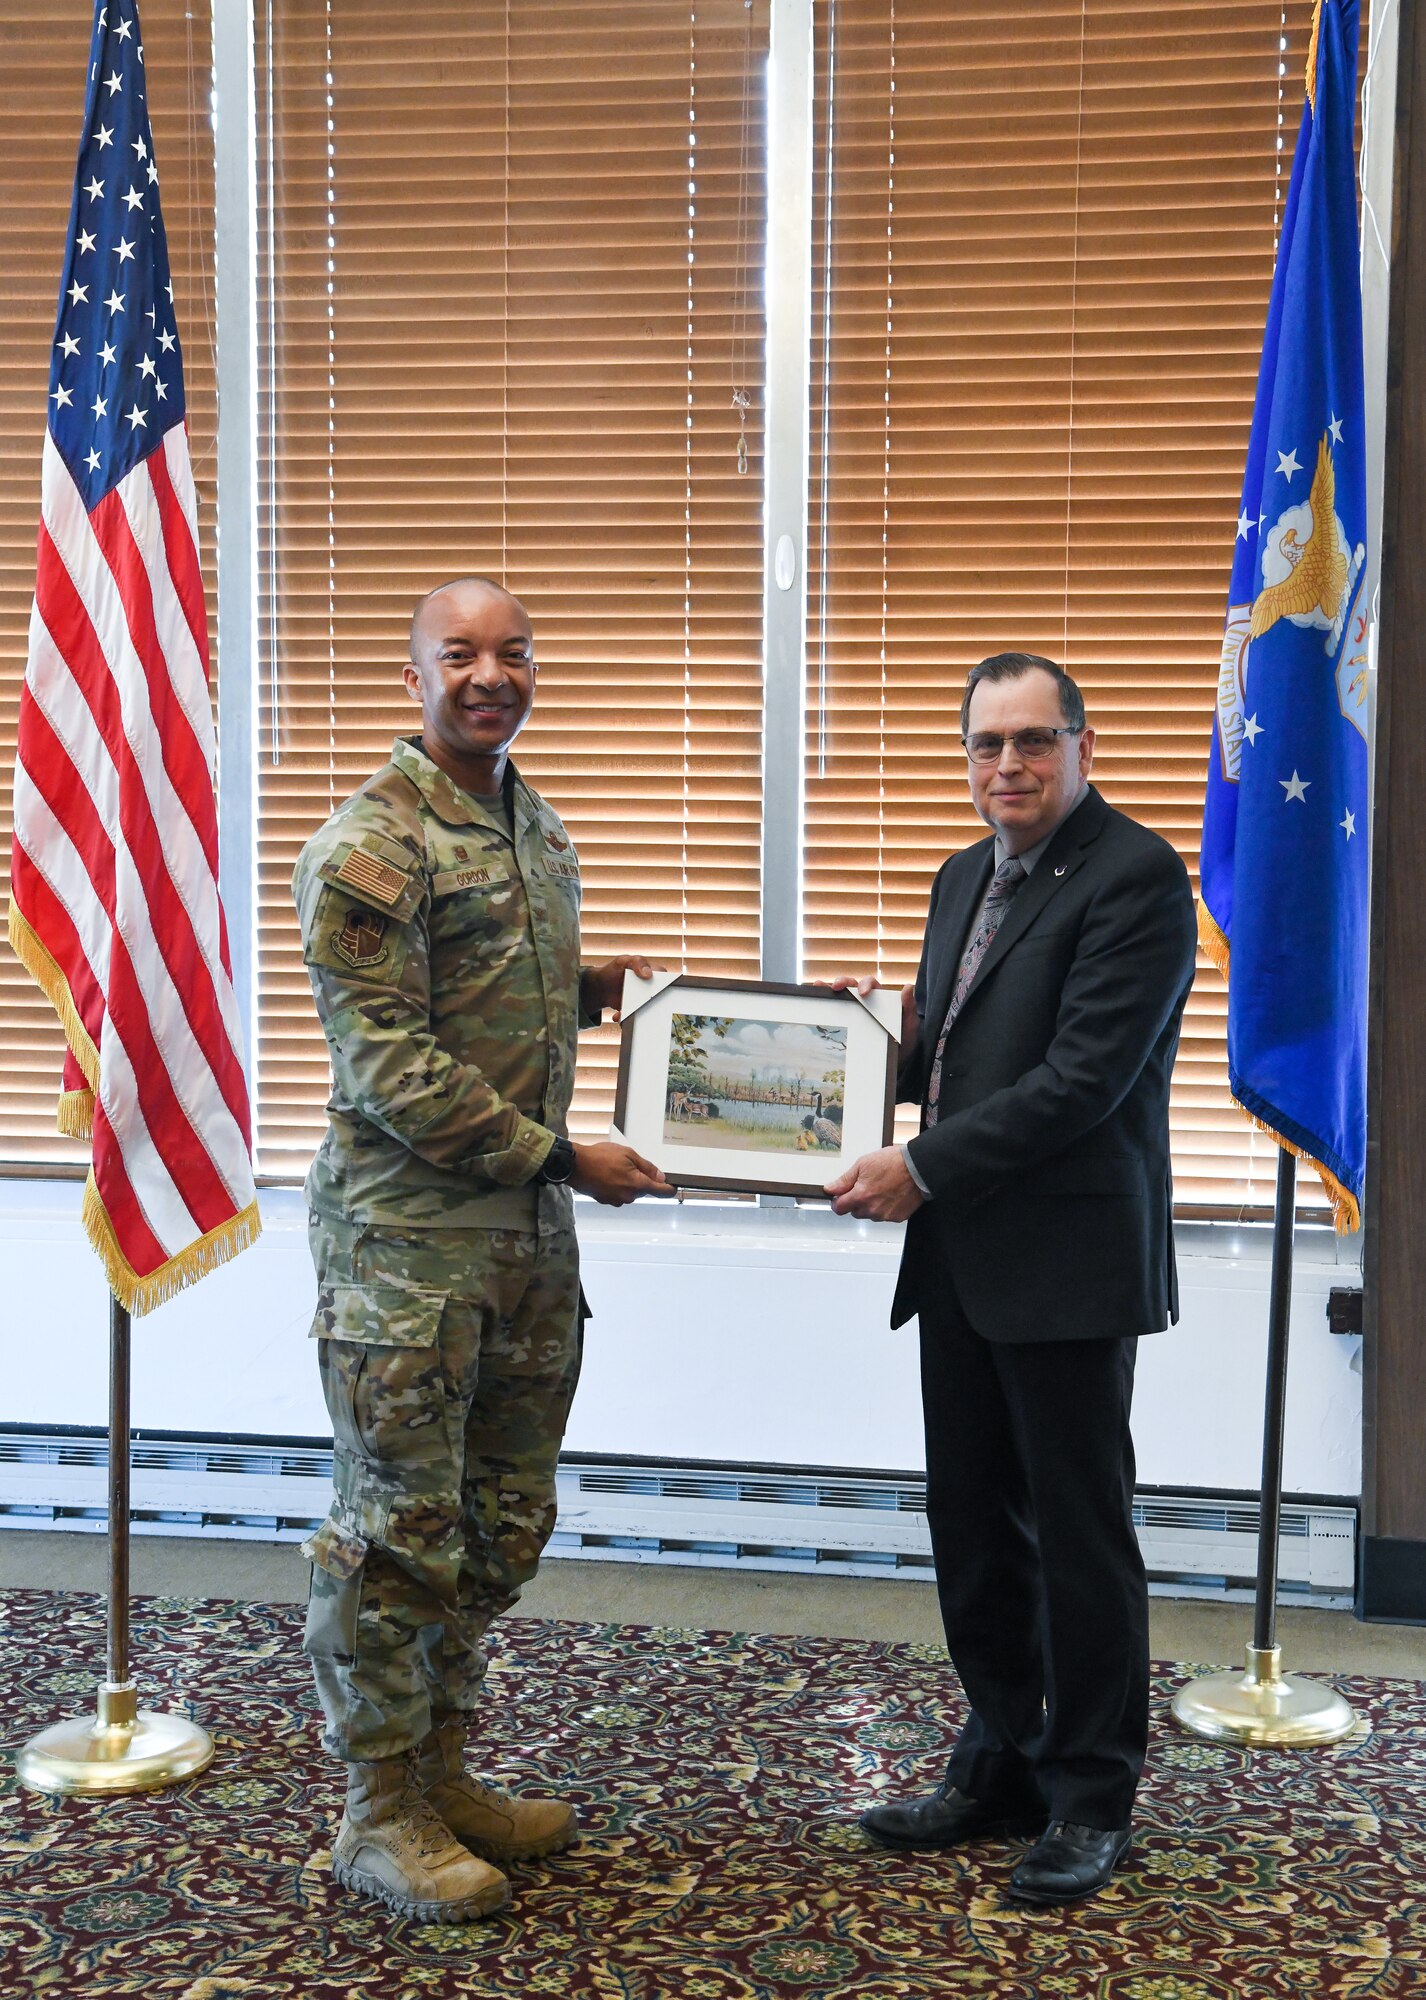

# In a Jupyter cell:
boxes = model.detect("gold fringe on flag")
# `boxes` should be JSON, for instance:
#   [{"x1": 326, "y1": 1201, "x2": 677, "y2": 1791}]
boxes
[
  {"x1": 1305, "y1": 0, "x2": 1324, "y2": 116},
  {"x1": 6, "y1": 899, "x2": 100, "y2": 1092},
  {"x1": 56, "y1": 1087, "x2": 95, "y2": 1139},
  {"x1": 1198, "y1": 900, "x2": 1361, "y2": 1234},
  {"x1": 9, "y1": 895, "x2": 264, "y2": 1307},
  {"x1": 82, "y1": 1178, "x2": 263, "y2": 1318}
]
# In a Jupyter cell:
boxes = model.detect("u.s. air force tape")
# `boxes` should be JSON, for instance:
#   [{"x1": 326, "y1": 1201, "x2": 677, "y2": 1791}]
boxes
[{"x1": 334, "y1": 848, "x2": 410, "y2": 909}]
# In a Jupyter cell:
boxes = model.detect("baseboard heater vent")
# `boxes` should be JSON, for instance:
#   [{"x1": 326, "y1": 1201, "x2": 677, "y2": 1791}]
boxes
[{"x1": 0, "y1": 1431, "x2": 1355, "y2": 1601}]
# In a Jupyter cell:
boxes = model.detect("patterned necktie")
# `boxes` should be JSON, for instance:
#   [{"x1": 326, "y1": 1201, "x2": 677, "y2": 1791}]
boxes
[{"x1": 925, "y1": 855, "x2": 1027, "y2": 1125}]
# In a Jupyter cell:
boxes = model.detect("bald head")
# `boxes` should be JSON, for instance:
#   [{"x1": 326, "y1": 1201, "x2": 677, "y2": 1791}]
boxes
[{"x1": 409, "y1": 576, "x2": 527, "y2": 661}]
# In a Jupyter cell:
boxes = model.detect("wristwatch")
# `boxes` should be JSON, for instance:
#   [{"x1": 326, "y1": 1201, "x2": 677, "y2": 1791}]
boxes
[{"x1": 535, "y1": 1135, "x2": 578, "y2": 1186}]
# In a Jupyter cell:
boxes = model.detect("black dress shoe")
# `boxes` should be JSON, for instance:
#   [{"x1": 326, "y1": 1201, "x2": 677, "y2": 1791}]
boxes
[
  {"x1": 1007, "y1": 1820, "x2": 1133, "y2": 1905},
  {"x1": 860, "y1": 1783, "x2": 1047, "y2": 1851}
]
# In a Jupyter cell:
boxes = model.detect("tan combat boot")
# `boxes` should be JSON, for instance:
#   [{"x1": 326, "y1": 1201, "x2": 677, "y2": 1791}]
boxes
[
  {"x1": 416, "y1": 1720, "x2": 578, "y2": 1863},
  {"x1": 332, "y1": 1751, "x2": 511, "y2": 1922}
]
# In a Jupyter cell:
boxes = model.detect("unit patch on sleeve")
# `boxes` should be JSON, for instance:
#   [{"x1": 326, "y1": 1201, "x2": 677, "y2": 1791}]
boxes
[
  {"x1": 334, "y1": 847, "x2": 411, "y2": 910},
  {"x1": 332, "y1": 908, "x2": 390, "y2": 970}
]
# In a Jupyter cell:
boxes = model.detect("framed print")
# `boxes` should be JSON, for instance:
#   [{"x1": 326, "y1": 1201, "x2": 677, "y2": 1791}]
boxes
[{"x1": 611, "y1": 973, "x2": 901, "y2": 1198}]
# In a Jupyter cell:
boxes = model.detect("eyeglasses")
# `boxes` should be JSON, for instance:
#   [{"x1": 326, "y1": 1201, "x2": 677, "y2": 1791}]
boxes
[{"x1": 961, "y1": 727, "x2": 1080, "y2": 765}]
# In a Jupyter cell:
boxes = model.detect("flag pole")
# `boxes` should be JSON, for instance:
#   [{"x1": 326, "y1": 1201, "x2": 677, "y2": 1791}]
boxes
[
  {"x1": 1171, "y1": 1145, "x2": 1355, "y2": 1745},
  {"x1": 14, "y1": 1291, "x2": 216, "y2": 1795}
]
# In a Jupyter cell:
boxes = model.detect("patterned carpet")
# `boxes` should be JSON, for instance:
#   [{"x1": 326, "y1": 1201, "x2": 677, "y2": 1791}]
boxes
[{"x1": 0, "y1": 1589, "x2": 1423, "y2": 1998}]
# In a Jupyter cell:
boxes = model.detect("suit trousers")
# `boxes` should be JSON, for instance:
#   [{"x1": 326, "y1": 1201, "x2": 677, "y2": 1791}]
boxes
[{"x1": 919, "y1": 1286, "x2": 1148, "y2": 1830}]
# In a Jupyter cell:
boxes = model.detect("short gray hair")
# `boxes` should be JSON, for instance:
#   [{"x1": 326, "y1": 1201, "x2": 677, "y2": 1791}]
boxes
[{"x1": 959, "y1": 652, "x2": 1086, "y2": 735}]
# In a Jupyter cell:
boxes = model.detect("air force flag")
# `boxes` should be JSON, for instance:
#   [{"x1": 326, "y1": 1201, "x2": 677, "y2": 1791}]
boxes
[{"x1": 1199, "y1": 0, "x2": 1368, "y2": 1231}]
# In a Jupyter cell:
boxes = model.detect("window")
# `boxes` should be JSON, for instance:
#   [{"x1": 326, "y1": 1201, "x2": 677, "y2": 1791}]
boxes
[
  {"x1": 254, "y1": 0, "x2": 770, "y2": 1175},
  {"x1": 805, "y1": 0, "x2": 1331, "y2": 1211}
]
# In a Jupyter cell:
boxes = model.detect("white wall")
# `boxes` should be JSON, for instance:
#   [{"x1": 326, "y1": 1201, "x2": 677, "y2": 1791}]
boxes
[{"x1": 0, "y1": 1181, "x2": 1363, "y2": 1497}]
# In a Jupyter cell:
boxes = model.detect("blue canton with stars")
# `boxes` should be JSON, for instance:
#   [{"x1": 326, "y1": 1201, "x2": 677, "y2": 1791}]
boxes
[
  {"x1": 46, "y1": 0, "x2": 186, "y2": 511},
  {"x1": 1199, "y1": 0, "x2": 1368, "y2": 1218}
]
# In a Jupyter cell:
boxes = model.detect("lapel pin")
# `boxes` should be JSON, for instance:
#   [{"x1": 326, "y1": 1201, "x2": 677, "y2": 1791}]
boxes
[{"x1": 1054, "y1": 864, "x2": 1068, "y2": 877}]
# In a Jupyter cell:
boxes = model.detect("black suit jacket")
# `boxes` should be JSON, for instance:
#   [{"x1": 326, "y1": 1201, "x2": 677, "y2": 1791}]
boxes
[{"x1": 894, "y1": 786, "x2": 1197, "y2": 1343}]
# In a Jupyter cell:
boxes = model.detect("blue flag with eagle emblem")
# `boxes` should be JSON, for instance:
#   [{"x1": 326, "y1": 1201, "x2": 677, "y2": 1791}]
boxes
[{"x1": 1199, "y1": 0, "x2": 1368, "y2": 1232}]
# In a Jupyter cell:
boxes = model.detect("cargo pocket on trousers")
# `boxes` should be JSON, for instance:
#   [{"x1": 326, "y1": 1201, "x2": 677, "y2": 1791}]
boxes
[
  {"x1": 301, "y1": 1515, "x2": 369, "y2": 1664},
  {"x1": 310, "y1": 1282, "x2": 448, "y2": 1467}
]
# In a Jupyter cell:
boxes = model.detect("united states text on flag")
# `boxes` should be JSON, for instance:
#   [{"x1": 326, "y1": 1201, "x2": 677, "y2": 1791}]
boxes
[{"x1": 5, "y1": 0, "x2": 260, "y2": 1311}]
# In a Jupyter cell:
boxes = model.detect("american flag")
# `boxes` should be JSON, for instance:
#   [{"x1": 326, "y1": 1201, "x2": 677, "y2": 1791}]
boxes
[{"x1": 6, "y1": 0, "x2": 259, "y2": 1312}]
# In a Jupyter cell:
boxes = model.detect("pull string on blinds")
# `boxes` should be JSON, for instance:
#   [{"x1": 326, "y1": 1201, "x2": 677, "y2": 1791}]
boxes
[
  {"x1": 805, "y1": 0, "x2": 1343, "y2": 1215},
  {"x1": 0, "y1": 0, "x2": 219, "y2": 1166},
  {"x1": 255, "y1": 0, "x2": 769, "y2": 1177}
]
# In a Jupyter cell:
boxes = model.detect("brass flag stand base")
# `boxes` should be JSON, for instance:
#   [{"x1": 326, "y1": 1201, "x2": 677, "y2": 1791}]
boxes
[
  {"x1": 1172, "y1": 1643, "x2": 1354, "y2": 1748},
  {"x1": 1173, "y1": 1148, "x2": 1355, "y2": 1749},
  {"x1": 15, "y1": 1296, "x2": 215, "y2": 1798},
  {"x1": 16, "y1": 1681, "x2": 214, "y2": 1796}
]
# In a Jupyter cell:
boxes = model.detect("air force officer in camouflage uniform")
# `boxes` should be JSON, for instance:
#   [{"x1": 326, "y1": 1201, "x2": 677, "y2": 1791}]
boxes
[{"x1": 293, "y1": 576, "x2": 669, "y2": 1923}]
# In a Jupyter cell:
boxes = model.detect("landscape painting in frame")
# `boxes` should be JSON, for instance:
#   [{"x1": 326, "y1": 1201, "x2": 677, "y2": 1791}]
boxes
[{"x1": 663, "y1": 1014, "x2": 847, "y2": 1155}]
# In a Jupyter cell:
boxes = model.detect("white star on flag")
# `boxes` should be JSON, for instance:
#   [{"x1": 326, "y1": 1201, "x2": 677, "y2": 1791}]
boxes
[
  {"x1": 125, "y1": 404, "x2": 147, "y2": 430},
  {"x1": 84, "y1": 448, "x2": 102, "y2": 472},
  {"x1": 91, "y1": 394, "x2": 107, "y2": 418},
  {"x1": 115, "y1": 16, "x2": 133, "y2": 38},
  {"x1": 67, "y1": 280, "x2": 88, "y2": 306},
  {"x1": 77, "y1": 229, "x2": 96, "y2": 254},
  {"x1": 99, "y1": 340, "x2": 117, "y2": 366},
  {"x1": 84, "y1": 176, "x2": 104, "y2": 201},
  {"x1": 1242, "y1": 714, "x2": 1263, "y2": 745},
  {"x1": 1236, "y1": 510, "x2": 1252, "y2": 539},
  {"x1": 104, "y1": 68, "x2": 123, "y2": 94},
  {"x1": 1281, "y1": 771, "x2": 1310, "y2": 802},
  {"x1": 122, "y1": 187, "x2": 144, "y2": 212},
  {"x1": 51, "y1": 385, "x2": 73, "y2": 409},
  {"x1": 95, "y1": 124, "x2": 114, "y2": 149},
  {"x1": 1275, "y1": 448, "x2": 1302, "y2": 479},
  {"x1": 115, "y1": 238, "x2": 136, "y2": 264},
  {"x1": 1341, "y1": 810, "x2": 1356, "y2": 839},
  {"x1": 1328, "y1": 413, "x2": 1344, "y2": 443},
  {"x1": 105, "y1": 290, "x2": 126, "y2": 314},
  {"x1": 58, "y1": 333, "x2": 80, "y2": 358}
]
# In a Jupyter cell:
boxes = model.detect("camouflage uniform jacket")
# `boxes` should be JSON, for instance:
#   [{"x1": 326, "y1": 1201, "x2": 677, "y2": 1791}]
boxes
[{"x1": 293, "y1": 735, "x2": 596, "y2": 1233}]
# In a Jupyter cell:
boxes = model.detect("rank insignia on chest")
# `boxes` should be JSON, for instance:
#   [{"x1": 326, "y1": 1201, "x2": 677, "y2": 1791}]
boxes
[
  {"x1": 332, "y1": 908, "x2": 389, "y2": 969},
  {"x1": 334, "y1": 847, "x2": 410, "y2": 909}
]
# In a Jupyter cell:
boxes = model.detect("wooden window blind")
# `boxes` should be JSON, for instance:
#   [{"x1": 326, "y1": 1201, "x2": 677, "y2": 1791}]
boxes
[
  {"x1": 255, "y1": 0, "x2": 769, "y2": 1177},
  {"x1": 0, "y1": 0, "x2": 218, "y2": 1166},
  {"x1": 805, "y1": 0, "x2": 1350, "y2": 1215}
]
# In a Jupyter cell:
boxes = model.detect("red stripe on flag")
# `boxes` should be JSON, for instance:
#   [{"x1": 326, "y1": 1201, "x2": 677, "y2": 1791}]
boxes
[
  {"x1": 33, "y1": 526, "x2": 255, "y2": 1151},
  {"x1": 145, "y1": 447, "x2": 236, "y2": 982},
  {"x1": 106, "y1": 926, "x2": 237, "y2": 1235},
  {"x1": 8, "y1": 822, "x2": 107, "y2": 1053},
  {"x1": 18, "y1": 691, "x2": 236, "y2": 1223},
  {"x1": 88, "y1": 479, "x2": 218, "y2": 875},
  {"x1": 147, "y1": 439, "x2": 210, "y2": 676},
  {"x1": 90, "y1": 1099, "x2": 170, "y2": 1280}
]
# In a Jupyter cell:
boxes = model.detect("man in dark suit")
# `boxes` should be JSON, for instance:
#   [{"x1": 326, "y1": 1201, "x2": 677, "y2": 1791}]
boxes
[{"x1": 826, "y1": 651, "x2": 1197, "y2": 1907}]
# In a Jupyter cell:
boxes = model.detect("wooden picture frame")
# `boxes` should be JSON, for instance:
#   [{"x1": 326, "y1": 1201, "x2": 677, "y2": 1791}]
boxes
[{"x1": 611, "y1": 973, "x2": 900, "y2": 1199}]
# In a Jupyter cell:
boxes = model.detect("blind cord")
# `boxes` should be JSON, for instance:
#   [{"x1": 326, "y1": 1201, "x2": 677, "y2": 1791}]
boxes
[
  {"x1": 876, "y1": 0, "x2": 895, "y2": 981},
  {"x1": 683, "y1": 5, "x2": 698, "y2": 971},
  {"x1": 815, "y1": 0, "x2": 838, "y2": 780},
  {"x1": 324, "y1": 0, "x2": 335, "y2": 815},
  {"x1": 1062, "y1": 0, "x2": 1087, "y2": 664}
]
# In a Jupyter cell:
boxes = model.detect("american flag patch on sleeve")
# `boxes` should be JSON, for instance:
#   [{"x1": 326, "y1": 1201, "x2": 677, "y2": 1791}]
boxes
[{"x1": 334, "y1": 848, "x2": 412, "y2": 909}]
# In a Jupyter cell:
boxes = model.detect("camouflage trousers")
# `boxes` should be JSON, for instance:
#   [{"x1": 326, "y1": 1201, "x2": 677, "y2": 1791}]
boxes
[{"x1": 301, "y1": 1213, "x2": 583, "y2": 1762}]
